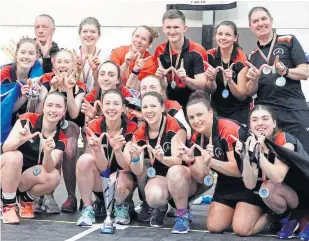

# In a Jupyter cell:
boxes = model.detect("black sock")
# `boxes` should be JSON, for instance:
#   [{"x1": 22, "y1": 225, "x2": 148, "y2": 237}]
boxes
[
  {"x1": 2, "y1": 196, "x2": 16, "y2": 206},
  {"x1": 93, "y1": 191, "x2": 104, "y2": 201},
  {"x1": 20, "y1": 191, "x2": 35, "y2": 202}
]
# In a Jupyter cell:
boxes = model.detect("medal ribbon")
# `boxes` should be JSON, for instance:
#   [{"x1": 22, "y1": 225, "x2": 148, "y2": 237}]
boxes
[
  {"x1": 257, "y1": 33, "x2": 277, "y2": 64},
  {"x1": 169, "y1": 45, "x2": 182, "y2": 86},
  {"x1": 221, "y1": 59, "x2": 230, "y2": 89},
  {"x1": 80, "y1": 47, "x2": 97, "y2": 84},
  {"x1": 146, "y1": 116, "x2": 167, "y2": 166}
]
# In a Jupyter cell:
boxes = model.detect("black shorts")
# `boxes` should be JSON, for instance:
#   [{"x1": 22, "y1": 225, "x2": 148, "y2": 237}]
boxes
[
  {"x1": 212, "y1": 189, "x2": 262, "y2": 209},
  {"x1": 274, "y1": 109, "x2": 309, "y2": 154}
]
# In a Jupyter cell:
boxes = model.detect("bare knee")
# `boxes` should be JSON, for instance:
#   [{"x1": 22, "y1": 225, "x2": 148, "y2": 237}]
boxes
[
  {"x1": 166, "y1": 165, "x2": 187, "y2": 184},
  {"x1": 45, "y1": 170, "x2": 61, "y2": 188},
  {"x1": 3, "y1": 151, "x2": 23, "y2": 169},
  {"x1": 76, "y1": 154, "x2": 95, "y2": 173},
  {"x1": 207, "y1": 220, "x2": 226, "y2": 233},
  {"x1": 145, "y1": 186, "x2": 165, "y2": 208},
  {"x1": 233, "y1": 222, "x2": 253, "y2": 237}
]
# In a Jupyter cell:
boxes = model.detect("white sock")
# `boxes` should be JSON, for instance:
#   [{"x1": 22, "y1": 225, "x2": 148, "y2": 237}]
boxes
[{"x1": 2, "y1": 192, "x2": 16, "y2": 200}]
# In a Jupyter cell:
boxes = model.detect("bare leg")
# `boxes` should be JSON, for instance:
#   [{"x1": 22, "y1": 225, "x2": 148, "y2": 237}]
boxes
[{"x1": 207, "y1": 202, "x2": 235, "y2": 233}]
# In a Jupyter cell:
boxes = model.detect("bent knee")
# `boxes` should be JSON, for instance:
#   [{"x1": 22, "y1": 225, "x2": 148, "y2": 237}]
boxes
[
  {"x1": 207, "y1": 218, "x2": 228, "y2": 233},
  {"x1": 5, "y1": 151, "x2": 23, "y2": 168},
  {"x1": 46, "y1": 170, "x2": 61, "y2": 187},
  {"x1": 233, "y1": 223, "x2": 253, "y2": 237},
  {"x1": 77, "y1": 154, "x2": 95, "y2": 172},
  {"x1": 145, "y1": 186, "x2": 165, "y2": 206},
  {"x1": 166, "y1": 165, "x2": 188, "y2": 182}
]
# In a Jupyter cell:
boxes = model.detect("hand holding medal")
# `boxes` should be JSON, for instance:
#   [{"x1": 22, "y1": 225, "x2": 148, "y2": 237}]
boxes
[
  {"x1": 273, "y1": 55, "x2": 287, "y2": 87},
  {"x1": 245, "y1": 61, "x2": 273, "y2": 82},
  {"x1": 16, "y1": 79, "x2": 31, "y2": 97}
]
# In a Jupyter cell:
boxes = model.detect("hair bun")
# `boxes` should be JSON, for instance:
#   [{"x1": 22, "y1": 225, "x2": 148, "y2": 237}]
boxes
[{"x1": 188, "y1": 90, "x2": 210, "y2": 102}]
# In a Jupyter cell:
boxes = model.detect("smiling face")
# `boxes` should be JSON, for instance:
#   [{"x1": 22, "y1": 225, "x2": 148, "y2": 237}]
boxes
[
  {"x1": 131, "y1": 27, "x2": 151, "y2": 53},
  {"x1": 102, "y1": 92, "x2": 124, "y2": 121},
  {"x1": 43, "y1": 94, "x2": 66, "y2": 123},
  {"x1": 215, "y1": 25, "x2": 237, "y2": 50},
  {"x1": 250, "y1": 109, "x2": 276, "y2": 138},
  {"x1": 34, "y1": 16, "x2": 54, "y2": 44},
  {"x1": 249, "y1": 10, "x2": 273, "y2": 40},
  {"x1": 141, "y1": 95, "x2": 164, "y2": 125},
  {"x1": 97, "y1": 62, "x2": 120, "y2": 91},
  {"x1": 162, "y1": 18, "x2": 187, "y2": 44},
  {"x1": 79, "y1": 24, "x2": 100, "y2": 47},
  {"x1": 15, "y1": 42, "x2": 38, "y2": 70},
  {"x1": 54, "y1": 51, "x2": 74, "y2": 76},
  {"x1": 140, "y1": 76, "x2": 163, "y2": 97},
  {"x1": 187, "y1": 103, "x2": 213, "y2": 135}
]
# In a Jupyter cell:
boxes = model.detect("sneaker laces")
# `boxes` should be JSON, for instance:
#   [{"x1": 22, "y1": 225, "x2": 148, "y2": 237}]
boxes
[
  {"x1": 174, "y1": 214, "x2": 189, "y2": 226},
  {"x1": 79, "y1": 207, "x2": 93, "y2": 218},
  {"x1": 3, "y1": 204, "x2": 18, "y2": 213},
  {"x1": 153, "y1": 208, "x2": 165, "y2": 221},
  {"x1": 281, "y1": 219, "x2": 296, "y2": 232},
  {"x1": 114, "y1": 204, "x2": 129, "y2": 218}
]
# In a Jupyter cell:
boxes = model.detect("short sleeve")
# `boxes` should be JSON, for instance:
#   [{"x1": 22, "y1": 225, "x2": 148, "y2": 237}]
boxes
[{"x1": 290, "y1": 36, "x2": 309, "y2": 66}]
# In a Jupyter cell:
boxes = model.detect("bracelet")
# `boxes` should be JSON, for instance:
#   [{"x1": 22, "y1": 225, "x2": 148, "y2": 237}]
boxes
[
  {"x1": 131, "y1": 69, "x2": 140, "y2": 75},
  {"x1": 131, "y1": 156, "x2": 140, "y2": 163}
]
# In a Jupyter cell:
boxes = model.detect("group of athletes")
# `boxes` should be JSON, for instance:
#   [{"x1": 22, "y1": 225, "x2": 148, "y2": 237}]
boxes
[{"x1": 1, "y1": 5, "x2": 309, "y2": 240}]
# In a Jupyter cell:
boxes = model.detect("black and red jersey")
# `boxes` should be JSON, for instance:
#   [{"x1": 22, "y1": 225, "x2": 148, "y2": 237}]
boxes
[
  {"x1": 133, "y1": 115, "x2": 185, "y2": 176},
  {"x1": 1, "y1": 64, "x2": 19, "y2": 84},
  {"x1": 207, "y1": 46, "x2": 252, "y2": 123},
  {"x1": 87, "y1": 116, "x2": 137, "y2": 173},
  {"x1": 18, "y1": 113, "x2": 67, "y2": 170},
  {"x1": 154, "y1": 37, "x2": 208, "y2": 108},
  {"x1": 191, "y1": 117, "x2": 250, "y2": 198},
  {"x1": 165, "y1": 99, "x2": 182, "y2": 117},
  {"x1": 249, "y1": 34, "x2": 308, "y2": 111}
]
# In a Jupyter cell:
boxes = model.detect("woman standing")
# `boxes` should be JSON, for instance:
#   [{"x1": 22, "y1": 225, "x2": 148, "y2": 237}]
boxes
[
  {"x1": 246, "y1": 6, "x2": 309, "y2": 154},
  {"x1": 206, "y1": 21, "x2": 250, "y2": 124}
]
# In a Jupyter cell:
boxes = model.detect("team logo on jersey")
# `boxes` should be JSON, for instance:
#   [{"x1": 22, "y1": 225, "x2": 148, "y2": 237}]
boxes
[
  {"x1": 163, "y1": 142, "x2": 171, "y2": 152},
  {"x1": 214, "y1": 147, "x2": 223, "y2": 158},
  {"x1": 273, "y1": 48, "x2": 284, "y2": 56}
]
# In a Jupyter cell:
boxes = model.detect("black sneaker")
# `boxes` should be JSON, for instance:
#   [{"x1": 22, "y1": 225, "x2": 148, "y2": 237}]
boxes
[
  {"x1": 93, "y1": 199, "x2": 106, "y2": 219},
  {"x1": 137, "y1": 202, "x2": 153, "y2": 222},
  {"x1": 150, "y1": 206, "x2": 167, "y2": 228},
  {"x1": 61, "y1": 195, "x2": 77, "y2": 213}
]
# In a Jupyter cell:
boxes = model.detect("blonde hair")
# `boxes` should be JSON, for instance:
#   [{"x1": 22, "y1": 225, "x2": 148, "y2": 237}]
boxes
[{"x1": 133, "y1": 25, "x2": 159, "y2": 44}]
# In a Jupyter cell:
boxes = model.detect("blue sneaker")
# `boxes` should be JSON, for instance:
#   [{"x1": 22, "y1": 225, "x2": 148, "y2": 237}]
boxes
[
  {"x1": 298, "y1": 222, "x2": 309, "y2": 241},
  {"x1": 114, "y1": 202, "x2": 130, "y2": 225},
  {"x1": 77, "y1": 206, "x2": 95, "y2": 226},
  {"x1": 172, "y1": 212, "x2": 192, "y2": 234},
  {"x1": 277, "y1": 218, "x2": 299, "y2": 239}
]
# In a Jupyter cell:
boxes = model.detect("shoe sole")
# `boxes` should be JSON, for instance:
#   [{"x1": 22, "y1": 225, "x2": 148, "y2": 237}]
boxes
[
  {"x1": 172, "y1": 229, "x2": 190, "y2": 234},
  {"x1": 3, "y1": 219, "x2": 20, "y2": 224},
  {"x1": 278, "y1": 223, "x2": 300, "y2": 239},
  {"x1": 114, "y1": 219, "x2": 130, "y2": 225},
  {"x1": 61, "y1": 209, "x2": 77, "y2": 213},
  {"x1": 77, "y1": 222, "x2": 92, "y2": 227}
]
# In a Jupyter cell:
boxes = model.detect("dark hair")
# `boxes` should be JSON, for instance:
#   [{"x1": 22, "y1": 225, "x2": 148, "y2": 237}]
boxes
[
  {"x1": 141, "y1": 75, "x2": 167, "y2": 98},
  {"x1": 101, "y1": 88, "x2": 124, "y2": 105},
  {"x1": 248, "y1": 6, "x2": 273, "y2": 23},
  {"x1": 98, "y1": 60, "x2": 121, "y2": 80},
  {"x1": 78, "y1": 17, "x2": 101, "y2": 35},
  {"x1": 186, "y1": 90, "x2": 211, "y2": 111},
  {"x1": 249, "y1": 105, "x2": 280, "y2": 139},
  {"x1": 133, "y1": 26, "x2": 159, "y2": 45},
  {"x1": 215, "y1": 20, "x2": 240, "y2": 49},
  {"x1": 162, "y1": 9, "x2": 186, "y2": 24},
  {"x1": 15, "y1": 38, "x2": 40, "y2": 60},
  {"x1": 141, "y1": 91, "x2": 164, "y2": 107},
  {"x1": 43, "y1": 91, "x2": 67, "y2": 108}
]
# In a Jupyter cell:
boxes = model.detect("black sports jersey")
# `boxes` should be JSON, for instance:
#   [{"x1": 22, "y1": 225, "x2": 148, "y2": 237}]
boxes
[
  {"x1": 133, "y1": 115, "x2": 185, "y2": 176},
  {"x1": 249, "y1": 34, "x2": 308, "y2": 110},
  {"x1": 191, "y1": 117, "x2": 250, "y2": 198},
  {"x1": 87, "y1": 116, "x2": 137, "y2": 174},
  {"x1": 207, "y1": 46, "x2": 251, "y2": 124},
  {"x1": 18, "y1": 113, "x2": 67, "y2": 170},
  {"x1": 154, "y1": 37, "x2": 207, "y2": 108}
]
